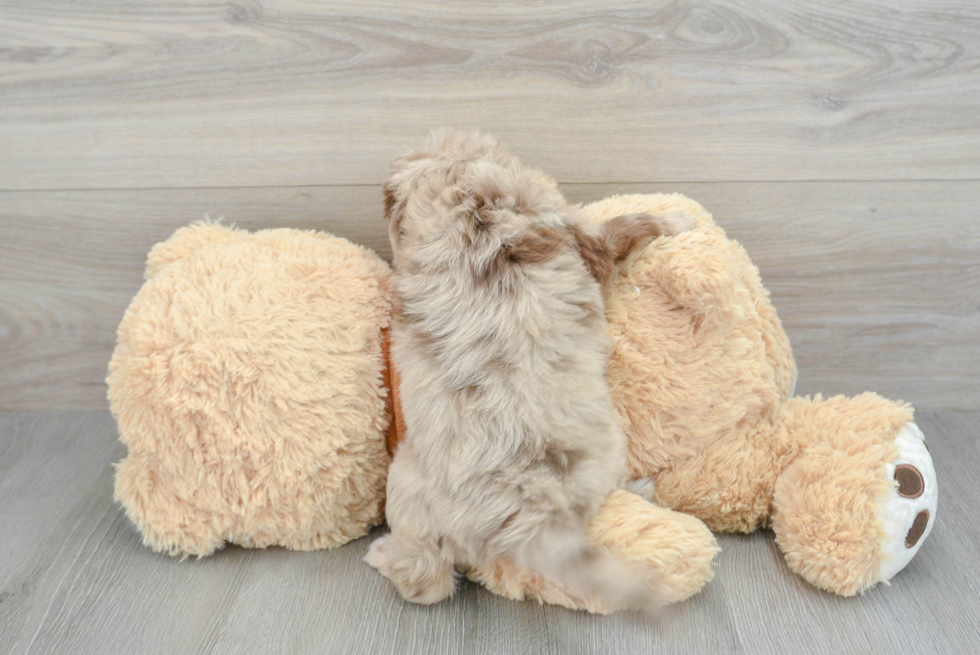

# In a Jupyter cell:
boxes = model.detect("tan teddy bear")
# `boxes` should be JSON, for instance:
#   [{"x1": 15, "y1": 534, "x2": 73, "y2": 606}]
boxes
[{"x1": 109, "y1": 193, "x2": 936, "y2": 610}]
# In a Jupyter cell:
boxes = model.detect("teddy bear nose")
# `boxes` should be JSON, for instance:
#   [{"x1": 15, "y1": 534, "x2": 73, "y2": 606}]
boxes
[
  {"x1": 906, "y1": 510, "x2": 930, "y2": 548},
  {"x1": 894, "y1": 464, "x2": 924, "y2": 498}
]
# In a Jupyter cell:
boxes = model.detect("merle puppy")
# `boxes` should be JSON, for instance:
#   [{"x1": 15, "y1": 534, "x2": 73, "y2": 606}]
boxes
[{"x1": 365, "y1": 129, "x2": 694, "y2": 610}]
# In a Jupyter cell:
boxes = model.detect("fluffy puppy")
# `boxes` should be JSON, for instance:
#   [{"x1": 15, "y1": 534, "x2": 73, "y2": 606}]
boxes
[{"x1": 365, "y1": 129, "x2": 694, "y2": 609}]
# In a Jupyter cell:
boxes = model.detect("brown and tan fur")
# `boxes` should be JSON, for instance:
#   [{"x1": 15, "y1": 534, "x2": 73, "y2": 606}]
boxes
[{"x1": 364, "y1": 129, "x2": 694, "y2": 609}]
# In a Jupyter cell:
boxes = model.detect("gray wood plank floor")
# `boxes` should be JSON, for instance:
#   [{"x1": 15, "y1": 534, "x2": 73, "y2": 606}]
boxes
[{"x1": 1, "y1": 411, "x2": 978, "y2": 655}]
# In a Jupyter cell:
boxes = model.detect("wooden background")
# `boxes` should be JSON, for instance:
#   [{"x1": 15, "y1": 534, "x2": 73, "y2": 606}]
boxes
[{"x1": 1, "y1": 0, "x2": 978, "y2": 412}]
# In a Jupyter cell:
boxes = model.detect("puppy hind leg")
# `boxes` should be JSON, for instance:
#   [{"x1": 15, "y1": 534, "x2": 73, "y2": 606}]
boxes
[
  {"x1": 602, "y1": 211, "x2": 696, "y2": 262},
  {"x1": 364, "y1": 532, "x2": 458, "y2": 605}
]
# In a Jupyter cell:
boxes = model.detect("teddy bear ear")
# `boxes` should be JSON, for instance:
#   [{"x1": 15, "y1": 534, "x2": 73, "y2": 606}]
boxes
[{"x1": 144, "y1": 219, "x2": 242, "y2": 280}]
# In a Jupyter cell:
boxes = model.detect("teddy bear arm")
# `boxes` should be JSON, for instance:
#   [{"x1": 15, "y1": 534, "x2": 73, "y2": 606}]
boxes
[
  {"x1": 757, "y1": 299, "x2": 798, "y2": 401},
  {"x1": 647, "y1": 231, "x2": 754, "y2": 318}
]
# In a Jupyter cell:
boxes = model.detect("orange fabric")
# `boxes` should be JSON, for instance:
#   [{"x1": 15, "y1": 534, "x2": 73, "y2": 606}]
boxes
[{"x1": 381, "y1": 328, "x2": 406, "y2": 457}]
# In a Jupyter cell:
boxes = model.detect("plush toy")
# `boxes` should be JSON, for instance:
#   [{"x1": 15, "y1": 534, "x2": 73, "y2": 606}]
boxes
[
  {"x1": 108, "y1": 219, "x2": 718, "y2": 612},
  {"x1": 109, "y1": 192, "x2": 936, "y2": 610},
  {"x1": 108, "y1": 223, "x2": 395, "y2": 556}
]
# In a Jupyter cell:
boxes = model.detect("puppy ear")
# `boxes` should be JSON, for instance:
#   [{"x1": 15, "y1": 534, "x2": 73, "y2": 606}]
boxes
[
  {"x1": 469, "y1": 193, "x2": 495, "y2": 232},
  {"x1": 601, "y1": 213, "x2": 669, "y2": 263},
  {"x1": 383, "y1": 180, "x2": 398, "y2": 223},
  {"x1": 475, "y1": 221, "x2": 572, "y2": 282},
  {"x1": 384, "y1": 146, "x2": 435, "y2": 243},
  {"x1": 383, "y1": 179, "x2": 408, "y2": 247},
  {"x1": 506, "y1": 224, "x2": 572, "y2": 265}
]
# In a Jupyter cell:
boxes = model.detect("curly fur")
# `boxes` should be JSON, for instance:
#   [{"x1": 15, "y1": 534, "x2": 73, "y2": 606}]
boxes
[{"x1": 365, "y1": 129, "x2": 693, "y2": 610}]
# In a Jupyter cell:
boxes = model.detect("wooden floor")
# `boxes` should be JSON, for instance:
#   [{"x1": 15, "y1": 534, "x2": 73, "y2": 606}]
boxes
[
  {"x1": 0, "y1": 411, "x2": 976, "y2": 654},
  {"x1": 2, "y1": 0, "x2": 979, "y2": 653}
]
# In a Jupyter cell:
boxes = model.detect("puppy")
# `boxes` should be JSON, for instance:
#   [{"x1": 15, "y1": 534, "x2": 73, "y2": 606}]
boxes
[{"x1": 365, "y1": 129, "x2": 694, "y2": 610}]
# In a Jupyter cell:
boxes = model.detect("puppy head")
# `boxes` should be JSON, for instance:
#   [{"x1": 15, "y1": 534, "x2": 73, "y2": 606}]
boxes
[
  {"x1": 383, "y1": 129, "x2": 510, "y2": 265},
  {"x1": 383, "y1": 129, "x2": 567, "y2": 270}
]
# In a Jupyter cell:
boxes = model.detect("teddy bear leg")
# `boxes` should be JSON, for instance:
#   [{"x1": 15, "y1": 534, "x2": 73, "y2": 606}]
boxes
[
  {"x1": 468, "y1": 490, "x2": 719, "y2": 613},
  {"x1": 772, "y1": 443, "x2": 892, "y2": 595},
  {"x1": 772, "y1": 404, "x2": 937, "y2": 596},
  {"x1": 114, "y1": 455, "x2": 230, "y2": 558},
  {"x1": 595, "y1": 491, "x2": 719, "y2": 606}
]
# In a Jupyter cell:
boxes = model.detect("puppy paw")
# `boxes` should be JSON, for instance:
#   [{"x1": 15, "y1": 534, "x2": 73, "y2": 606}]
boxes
[
  {"x1": 624, "y1": 477, "x2": 657, "y2": 503},
  {"x1": 879, "y1": 422, "x2": 938, "y2": 581},
  {"x1": 364, "y1": 533, "x2": 391, "y2": 571},
  {"x1": 618, "y1": 582, "x2": 662, "y2": 615},
  {"x1": 365, "y1": 532, "x2": 456, "y2": 605}
]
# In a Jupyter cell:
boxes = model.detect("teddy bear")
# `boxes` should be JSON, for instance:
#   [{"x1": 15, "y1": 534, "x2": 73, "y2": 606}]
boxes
[{"x1": 107, "y1": 193, "x2": 937, "y2": 611}]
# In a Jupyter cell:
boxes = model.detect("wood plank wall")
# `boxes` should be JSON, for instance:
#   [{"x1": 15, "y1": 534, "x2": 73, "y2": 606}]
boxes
[{"x1": 1, "y1": 1, "x2": 978, "y2": 410}]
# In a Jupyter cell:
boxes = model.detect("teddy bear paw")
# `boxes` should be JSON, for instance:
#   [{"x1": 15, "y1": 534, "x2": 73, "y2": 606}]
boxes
[{"x1": 878, "y1": 422, "x2": 938, "y2": 582}]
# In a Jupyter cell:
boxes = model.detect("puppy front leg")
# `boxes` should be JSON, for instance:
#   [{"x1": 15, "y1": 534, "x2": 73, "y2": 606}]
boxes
[
  {"x1": 572, "y1": 211, "x2": 696, "y2": 284},
  {"x1": 623, "y1": 477, "x2": 657, "y2": 503},
  {"x1": 365, "y1": 532, "x2": 459, "y2": 605},
  {"x1": 601, "y1": 211, "x2": 696, "y2": 263}
]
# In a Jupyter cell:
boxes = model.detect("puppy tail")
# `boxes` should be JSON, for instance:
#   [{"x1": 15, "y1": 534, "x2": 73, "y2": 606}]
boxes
[{"x1": 511, "y1": 517, "x2": 659, "y2": 613}]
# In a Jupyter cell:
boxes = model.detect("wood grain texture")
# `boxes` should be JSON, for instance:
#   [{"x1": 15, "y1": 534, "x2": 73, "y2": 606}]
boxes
[
  {"x1": 2, "y1": 181, "x2": 977, "y2": 411},
  {"x1": 1, "y1": 0, "x2": 979, "y2": 189},
  {"x1": 0, "y1": 411, "x2": 977, "y2": 654}
]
